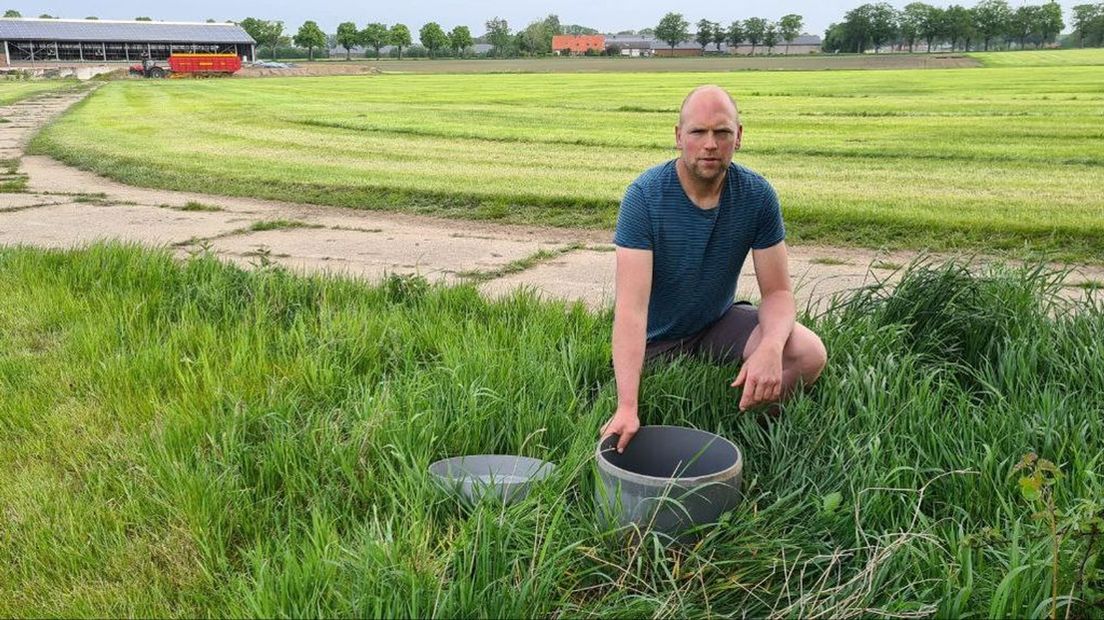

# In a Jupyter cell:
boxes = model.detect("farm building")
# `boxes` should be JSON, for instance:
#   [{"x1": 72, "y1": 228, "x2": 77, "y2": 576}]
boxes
[
  {"x1": 327, "y1": 43, "x2": 491, "y2": 58},
  {"x1": 652, "y1": 34, "x2": 823, "y2": 56},
  {"x1": 652, "y1": 40, "x2": 708, "y2": 57},
  {"x1": 729, "y1": 34, "x2": 822, "y2": 55},
  {"x1": 0, "y1": 18, "x2": 255, "y2": 65},
  {"x1": 552, "y1": 35, "x2": 605, "y2": 55},
  {"x1": 602, "y1": 35, "x2": 654, "y2": 57}
]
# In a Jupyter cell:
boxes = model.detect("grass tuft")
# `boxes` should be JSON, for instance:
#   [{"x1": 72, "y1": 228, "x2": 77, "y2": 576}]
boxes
[
  {"x1": 809, "y1": 256, "x2": 850, "y2": 266},
  {"x1": 871, "y1": 259, "x2": 903, "y2": 270},
  {"x1": 248, "y1": 219, "x2": 324, "y2": 232},
  {"x1": 179, "y1": 201, "x2": 223, "y2": 212}
]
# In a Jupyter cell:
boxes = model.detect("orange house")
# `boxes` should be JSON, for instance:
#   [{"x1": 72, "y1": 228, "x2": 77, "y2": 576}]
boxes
[{"x1": 552, "y1": 34, "x2": 605, "y2": 55}]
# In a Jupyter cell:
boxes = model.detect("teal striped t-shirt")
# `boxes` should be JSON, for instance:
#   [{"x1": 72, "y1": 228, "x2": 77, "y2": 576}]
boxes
[{"x1": 613, "y1": 159, "x2": 785, "y2": 342}]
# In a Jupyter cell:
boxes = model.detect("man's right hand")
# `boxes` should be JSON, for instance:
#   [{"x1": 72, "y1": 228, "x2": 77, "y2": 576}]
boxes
[{"x1": 600, "y1": 405, "x2": 641, "y2": 453}]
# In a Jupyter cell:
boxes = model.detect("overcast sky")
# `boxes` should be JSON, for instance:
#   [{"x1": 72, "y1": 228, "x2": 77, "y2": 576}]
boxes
[{"x1": 16, "y1": 1, "x2": 1080, "y2": 37}]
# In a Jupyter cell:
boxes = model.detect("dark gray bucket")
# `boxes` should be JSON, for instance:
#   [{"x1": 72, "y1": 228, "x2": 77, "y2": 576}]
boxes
[
  {"x1": 596, "y1": 425, "x2": 742, "y2": 538},
  {"x1": 430, "y1": 455, "x2": 554, "y2": 506}
]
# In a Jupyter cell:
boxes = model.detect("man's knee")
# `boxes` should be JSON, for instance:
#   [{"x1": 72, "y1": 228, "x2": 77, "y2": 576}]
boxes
[{"x1": 786, "y1": 324, "x2": 827, "y2": 383}]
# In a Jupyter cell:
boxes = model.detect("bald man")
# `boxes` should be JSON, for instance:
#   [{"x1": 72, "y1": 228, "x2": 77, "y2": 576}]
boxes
[{"x1": 600, "y1": 85, "x2": 827, "y2": 452}]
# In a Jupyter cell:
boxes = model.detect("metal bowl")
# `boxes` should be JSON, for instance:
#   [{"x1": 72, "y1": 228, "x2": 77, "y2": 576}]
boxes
[{"x1": 429, "y1": 454, "x2": 555, "y2": 506}]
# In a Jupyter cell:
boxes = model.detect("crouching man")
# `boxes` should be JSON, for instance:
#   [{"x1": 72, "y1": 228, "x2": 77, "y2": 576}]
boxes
[{"x1": 601, "y1": 85, "x2": 828, "y2": 452}]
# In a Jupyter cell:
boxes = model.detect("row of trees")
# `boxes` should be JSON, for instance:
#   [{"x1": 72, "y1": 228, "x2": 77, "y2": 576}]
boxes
[
  {"x1": 242, "y1": 14, "x2": 599, "y2": 60},
  {"x1": 1073, "y1": 3, "x2": 1104, "y2": 46},
  {"x1": 655, "y1": 13, "x2": 806, "y2": 54},
  {"x1": 824, "y1": 1, "x2": 1064, "y2": 53},
  {"x1": 483, "y1": 15, "x2": 600, "y2": 56},
  {"x1": 239, "y1": 18, "x2": 474, "y2": 60},
  {"x1": 253, "y1": 14, "x2": 604, "y2": 59},
  {"x1": 333, "y1": 21, "x2": 474, "y2": 59}
]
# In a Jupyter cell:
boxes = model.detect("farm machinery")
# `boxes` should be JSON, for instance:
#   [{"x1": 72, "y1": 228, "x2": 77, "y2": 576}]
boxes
[{"x1": 129, "y1": 53, "x2": 242, "y2": 78}]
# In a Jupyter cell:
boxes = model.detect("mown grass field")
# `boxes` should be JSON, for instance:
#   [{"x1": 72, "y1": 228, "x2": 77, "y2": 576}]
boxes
[
  {"x1": 31, "y1": 53, "x2": 1104, "y2": 262},
  {"x1": 0, "y1": 79, "x2": 82, "y2": 106},
  {"x1": 265, "y1": 52, "x2": 979, "y2": 73},
  {"x1": 969, "y1": 48, "x2": 1104, "y2": 67},
  {"x1": 1, "y1": 243, "x2": 1102, "y2": 617}
]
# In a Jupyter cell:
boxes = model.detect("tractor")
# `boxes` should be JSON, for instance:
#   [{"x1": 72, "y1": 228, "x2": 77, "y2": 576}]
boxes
[{"x1": 129, "y1": 55, "x2": 168, "y2": 78}]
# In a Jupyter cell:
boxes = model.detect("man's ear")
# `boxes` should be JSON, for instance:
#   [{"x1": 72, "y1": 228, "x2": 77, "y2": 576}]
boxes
[
  {"x1": 734, "y1": 124, "x2": 743, "y2": 151},
  {"x1": 674, "y1": 124, "x2": 682, "y2": 150}
]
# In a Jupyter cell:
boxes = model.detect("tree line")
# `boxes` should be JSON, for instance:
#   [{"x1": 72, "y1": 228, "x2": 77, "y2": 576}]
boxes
[
  {"x1": 235, "y1": 18, "x2": 454, "y2": 60},
  {"x1": 822, "y1": 1, "x2": 1076, "y2": 53},
  {"x1": 239, "y1": 4, "x2": 1090, "y2": 61},
  {"x1": 1071, "y1": 3, "x2": 1104, "y2": 46},
  {"x1": 653, "y1": 13, "x2": 806, "y2": 54},
  {"x1": 235, "y1": 14, "x2": 598, "y2": 60}
]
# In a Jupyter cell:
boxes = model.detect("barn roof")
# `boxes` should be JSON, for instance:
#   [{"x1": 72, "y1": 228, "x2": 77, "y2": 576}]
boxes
[{"x1": 0, "y1": 18, "x2": 255, "y2": 43}]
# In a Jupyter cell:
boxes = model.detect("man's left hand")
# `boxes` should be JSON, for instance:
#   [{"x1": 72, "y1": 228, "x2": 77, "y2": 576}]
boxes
[{"x1": 731, "y1": 343, "x2": 783, "y2": 411}]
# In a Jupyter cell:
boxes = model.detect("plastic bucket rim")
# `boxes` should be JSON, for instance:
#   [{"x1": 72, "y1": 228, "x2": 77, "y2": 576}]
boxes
[
  {"x1": 429, "y1": 454, "x2": 555, "y2": 485},
  {"x1": 596, "y1": 424, "x2": 743, "y2": 487}
]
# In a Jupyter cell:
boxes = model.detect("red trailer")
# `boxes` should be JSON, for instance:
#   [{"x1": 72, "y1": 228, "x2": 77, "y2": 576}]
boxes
[
  {"x1": 167, "y1": 53, "x2": 242, "y2": 76},
  {"x1": 129, "y1": 53, "x2": 243, "y2": 78}
]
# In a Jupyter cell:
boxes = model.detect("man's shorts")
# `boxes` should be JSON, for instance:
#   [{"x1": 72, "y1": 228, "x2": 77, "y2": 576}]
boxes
[{"x1": 644, "y1": 302, "x2": 759, "y2": 365}]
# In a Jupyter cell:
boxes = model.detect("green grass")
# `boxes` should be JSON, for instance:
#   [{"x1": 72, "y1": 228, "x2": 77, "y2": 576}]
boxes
[
  {"x1": 970, "y1": 48, "x2": 1104, "y2": 67},
  {"x1": 179, "y1": 201, "x2": 223, "y2": 212},
  {"x1": 0, "y1": 157, "x2": 27, "y2": 193},
  {"x1": 29, "y1": 66, "x2": 1104, "y2": 263},
  {"x1": 871, "y1": 259, "x2": 904, "y2": 270},
  {"x1": 457, "y1": 243, "x2": 582, "y2": 283},
  {"x1": 809, "y1": 256, "x2": 851, "y2": 266},
  {"x1": 248, "y1": 219, "x2": 324, "y2": 232},
  {"x1": 2, "y1": 243, "x2": 1103, "y2": 616},
  {"x1": 0, "y1": 79, "x2": 84, "y2": 106}
]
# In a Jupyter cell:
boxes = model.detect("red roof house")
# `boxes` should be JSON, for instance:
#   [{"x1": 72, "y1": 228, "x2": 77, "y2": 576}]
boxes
[{"x1": 552, "y1": 34, "x2": 605, "y2": 55}]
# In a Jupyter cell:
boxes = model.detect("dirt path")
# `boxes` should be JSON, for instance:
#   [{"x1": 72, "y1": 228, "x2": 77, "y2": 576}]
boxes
[{"x1": 2, "y1": 88, "x2": 1100, "y2": 312}]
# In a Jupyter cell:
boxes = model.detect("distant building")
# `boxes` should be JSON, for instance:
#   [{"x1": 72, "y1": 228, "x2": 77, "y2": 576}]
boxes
[
  {"x1": 552, "y1": 34, "x2": 605, "y2": 55},
  {"x1": 0, "y1": 17, "x2": 255, "y2": 65},
  {"x1": 328, "y1": 43, "x2": 491, "y2": 58},
  {"x1": 729, "y1": 34, "x2": 822, "y2": 55},
  {"x1": 602, "y1": 35, "x2": 654, "y2": 57},
  {"x1": 652, "y1": 40, "x2": 705, "y2": 57},
  {"x1": 640, "y1": 33, "x2": 821, "y2": 56}
]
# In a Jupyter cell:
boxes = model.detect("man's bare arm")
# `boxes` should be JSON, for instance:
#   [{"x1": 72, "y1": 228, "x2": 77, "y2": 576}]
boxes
[
  {"x1": 731, "y1": 242, "x2": 795, "y2": 409},
  {"x1": 752, "y1": 241, "x2": 795, "y2": 352},
  {"x1": 601, "y1": 246, "x2": 652, "y2": 452}
]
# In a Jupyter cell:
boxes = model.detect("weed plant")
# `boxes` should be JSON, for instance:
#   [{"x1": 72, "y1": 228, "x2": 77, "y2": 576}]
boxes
[{"x1": 1, "y1": 244, "x2": 1102, "y2": 617}]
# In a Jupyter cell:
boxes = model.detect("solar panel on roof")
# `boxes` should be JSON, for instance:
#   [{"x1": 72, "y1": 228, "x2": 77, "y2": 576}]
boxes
[{"x1": 0, "y1": 19, "x2": 254, "y2": 44}]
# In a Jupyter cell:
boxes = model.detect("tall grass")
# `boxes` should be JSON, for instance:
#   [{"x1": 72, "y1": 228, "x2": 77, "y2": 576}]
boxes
[
  {"x1": 1, "y1": 243, "x2": 1102, "y2": 616},
  {"x1": 30, "y1": 66, "x2": 1104, "y2": 261}
]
